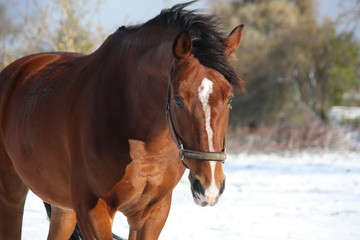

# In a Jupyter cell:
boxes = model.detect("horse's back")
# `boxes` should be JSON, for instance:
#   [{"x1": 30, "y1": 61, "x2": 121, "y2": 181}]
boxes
[
  {"x1": 0, "y1": 52, "x2": 83, "y2": 118},
  {"x1": 0, "y1": 52, "x2": 83, "y2": 207}
]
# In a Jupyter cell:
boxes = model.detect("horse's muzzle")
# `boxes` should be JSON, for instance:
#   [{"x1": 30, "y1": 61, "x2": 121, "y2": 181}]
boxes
[{"x1": 190, "y1": 178, "x2": 225, "y2": 207}]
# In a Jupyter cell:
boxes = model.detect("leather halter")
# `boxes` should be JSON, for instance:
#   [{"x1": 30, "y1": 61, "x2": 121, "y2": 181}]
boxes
[{"x1": 165, "y1": 83, "x2": 227, "y2": 168}]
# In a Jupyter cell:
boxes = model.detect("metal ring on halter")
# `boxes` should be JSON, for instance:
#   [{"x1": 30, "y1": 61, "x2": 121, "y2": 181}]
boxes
[{"x1": 179, "y1": 144, "x2": 184, "y2": 160}]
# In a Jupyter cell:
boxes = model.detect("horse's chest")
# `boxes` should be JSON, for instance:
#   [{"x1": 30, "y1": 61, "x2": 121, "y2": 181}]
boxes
[
  {"x1": 126, "y1": 161, "x2": 165, "y2": 190},
  {"x1": 112, "y1": 162, "x2": 173, "y2": 213},
  {"x1": 107, "y1": 139, "x2": 183, "y2": 213},
  {"x1": 126, "y1": 139, "x2": 179, "y2": 187},
  {"x1": 123, "y1": 158, "x2": 174, "y2": 194}
]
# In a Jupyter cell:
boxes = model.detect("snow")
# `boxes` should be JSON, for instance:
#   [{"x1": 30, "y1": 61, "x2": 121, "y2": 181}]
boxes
[
  {"x1": 329, "y1": 106, "x2": 360, "y2": 122},
  {"x1": 22, "y1": 152, "x2": 360, "y2": 240}
]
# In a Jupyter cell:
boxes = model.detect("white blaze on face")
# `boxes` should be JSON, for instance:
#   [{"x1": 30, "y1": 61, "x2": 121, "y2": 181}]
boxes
[
  {"x1": 198, "y1": 77, "x2": 219, "y2": 204},
  {"x1": 198, "y1": 77, "x2": 214, "y2": 152}
]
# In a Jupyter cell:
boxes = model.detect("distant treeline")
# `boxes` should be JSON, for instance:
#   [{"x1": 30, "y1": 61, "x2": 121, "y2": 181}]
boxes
[{"x1": 214, "y1": 0, "x2": 360, "y2": 129}]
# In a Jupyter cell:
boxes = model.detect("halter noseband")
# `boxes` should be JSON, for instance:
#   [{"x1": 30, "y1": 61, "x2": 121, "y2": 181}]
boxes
[{"x1": 165, "y1": 83, "x2": 227, "y2": 168}]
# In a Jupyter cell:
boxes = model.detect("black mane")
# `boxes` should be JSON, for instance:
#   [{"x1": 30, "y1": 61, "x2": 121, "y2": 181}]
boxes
[{"x1": 120, "y1": 1, "x2": 243, "y2": 90}]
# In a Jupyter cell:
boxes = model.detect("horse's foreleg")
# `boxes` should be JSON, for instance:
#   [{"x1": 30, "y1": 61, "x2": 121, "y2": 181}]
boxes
[
  {"x1": 75, "y1": 197, "x2": 114, "y2": 240},
  {"x1": 47, "y1": 205, "x2": 77, "y2": 240},
  {"x1": 0, "y1": 145, "x2": 28, "y2": 239},
  {"x1": 128, "y1": 192, "x2": 172, "y2": 240}
]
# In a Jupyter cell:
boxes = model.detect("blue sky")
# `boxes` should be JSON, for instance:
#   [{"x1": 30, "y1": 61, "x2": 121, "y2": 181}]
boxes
[
  {"x1": 95, "y1": 0, "x2": 358, "y2": 38},
  {"x1": 99, "y1": 0, "x2": 360, "y2": 39},
  {"x1": 3, "y1": 0, "x2": 358, "y2": 38},
  {"x1": 3, "y1": 0, "x2": 205, "y2": 35},
  {"x1": 97, "y1": 0, "x2": 339, "y2": 31},
  {"x1": 94, "y1": 0, "x2": 206, "y2": 32}
]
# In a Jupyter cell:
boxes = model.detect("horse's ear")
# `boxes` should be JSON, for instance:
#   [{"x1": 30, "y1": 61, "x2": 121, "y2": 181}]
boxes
[
  {"x1": 173, "y1": 31, "x2": 193, "y2": 59},
  {"x1": 224, "y1": 24, "x2": 244, "y2": 58}
]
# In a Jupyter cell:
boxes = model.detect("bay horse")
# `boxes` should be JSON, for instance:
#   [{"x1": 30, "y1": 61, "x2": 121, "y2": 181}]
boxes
[{"x1": 0, "y1": 2, "x2": 244, "y2": 239}]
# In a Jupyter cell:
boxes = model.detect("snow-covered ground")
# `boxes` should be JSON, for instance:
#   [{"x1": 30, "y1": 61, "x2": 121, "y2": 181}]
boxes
[{"x1": 22, "y1": 152, "x2": 360, "y2": 240}]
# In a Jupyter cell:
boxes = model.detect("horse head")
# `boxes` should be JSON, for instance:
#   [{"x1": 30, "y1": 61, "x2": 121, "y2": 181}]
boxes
[{"x1": 167, "y1": 25, "x2": 244, "y2": 207}]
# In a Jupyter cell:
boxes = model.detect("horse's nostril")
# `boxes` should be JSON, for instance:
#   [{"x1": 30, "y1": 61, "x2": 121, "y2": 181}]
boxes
[
  {"x1": 219, "y1": 179, "x2": 225, "y2": 195},
  {"x1": 192, "y1": 178, "x2": 205, "y2": 196}
]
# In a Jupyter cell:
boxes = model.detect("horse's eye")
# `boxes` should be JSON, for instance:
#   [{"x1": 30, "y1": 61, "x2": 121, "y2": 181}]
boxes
[
  {"x1": 227, "y1": 96, "x2": 234, "y2": 106},
  {"x1": 174, "y1": 96, "x2": 184, "y2": 108}
]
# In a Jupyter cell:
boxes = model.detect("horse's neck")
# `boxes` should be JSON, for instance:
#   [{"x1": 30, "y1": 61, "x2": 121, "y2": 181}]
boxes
[
  {"x1": 125, "y1": 40, "x2": 174, "y2": 141},
  {"x1": 86, "y1": 32, "x2": 175, "y2": 143}
]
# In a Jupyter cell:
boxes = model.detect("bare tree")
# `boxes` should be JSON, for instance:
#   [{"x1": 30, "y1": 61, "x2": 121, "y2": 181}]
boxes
[{"x1": 0, "y1": 0, "x2": 105, "y2": 70}]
